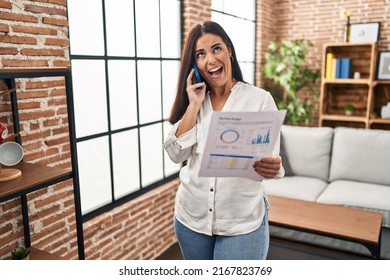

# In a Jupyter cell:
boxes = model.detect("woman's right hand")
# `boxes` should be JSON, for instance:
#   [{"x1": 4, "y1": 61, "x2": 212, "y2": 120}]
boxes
[
  {"x1": 186, "y1": 69, "x2": 206, "y2": 107},
  {"x1": 175, "y1": 70, "x2": 206, "y2": 138}
]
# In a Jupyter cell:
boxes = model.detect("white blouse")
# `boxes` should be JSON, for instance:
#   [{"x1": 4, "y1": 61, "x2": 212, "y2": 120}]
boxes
[{"x1": 164, "y1": 82, "x2": 284, "y2": 236}]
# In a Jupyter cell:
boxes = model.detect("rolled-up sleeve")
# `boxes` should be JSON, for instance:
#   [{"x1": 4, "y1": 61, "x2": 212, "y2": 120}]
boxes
[
  {"x1": 163, "y1": 121, "x2": 198, "y2": 164},
  {"x1": 271, "y1": 132, "x2": 285, "y2": 179}
]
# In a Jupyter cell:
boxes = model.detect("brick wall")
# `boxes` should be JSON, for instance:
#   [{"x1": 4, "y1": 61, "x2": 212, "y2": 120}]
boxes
[
  {"x1": 1, "y1": 0, "x2": 389, "y2": 260},
  {"x1": 83, "y1": 179, "x2": 179, "y2": 260},
  {"x1": 182, "y1": 0, "x2": 212, "y2": 35},
  {"x1": 0, "y1": 0, "x2": 76, "y2": 259},
  {"x1": 255, "y1": 0, "x2": 277, "y2": 86}
]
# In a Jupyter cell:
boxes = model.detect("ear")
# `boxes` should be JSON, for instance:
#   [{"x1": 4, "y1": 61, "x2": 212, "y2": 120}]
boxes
[{"x1": 228, "y1": 44, "x2": 232, "y2": 55}]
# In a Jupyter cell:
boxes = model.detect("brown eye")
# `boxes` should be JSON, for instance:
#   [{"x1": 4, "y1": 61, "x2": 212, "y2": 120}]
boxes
[
  {"x1": 214, "y1": 46, "x2": 222, "y2": 53},
  {"x1": 196, "y1": 52, "x2": 205, "y2": 59}
]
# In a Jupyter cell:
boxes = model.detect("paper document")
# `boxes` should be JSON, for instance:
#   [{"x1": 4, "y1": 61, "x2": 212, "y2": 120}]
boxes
[{"x1": 199, "y1": 110, "x2": 286, "y2": 181}]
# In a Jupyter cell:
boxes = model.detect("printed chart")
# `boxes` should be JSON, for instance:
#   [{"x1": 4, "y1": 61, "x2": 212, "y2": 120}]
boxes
[
  {"x1": 199, "y1": 110, "x2": 286, "y2": 180},
  {"x1": 208, "y1": 127, "x2": 272, "y2": 170}
]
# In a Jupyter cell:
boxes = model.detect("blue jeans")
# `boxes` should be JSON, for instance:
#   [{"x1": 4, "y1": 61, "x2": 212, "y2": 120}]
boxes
[{"x1": 174, "y1": 210, "x2": 269, "y2": 260}]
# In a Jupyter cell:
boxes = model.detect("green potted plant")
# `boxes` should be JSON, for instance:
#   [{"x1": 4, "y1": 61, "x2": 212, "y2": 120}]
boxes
[
  {"x1": 11, "y1": 246, "x2": 30, "y2": 260},
  {"x1": 344, "y1": 104, "x2": 356, "y2": 115},
  {"x1": 263, "y1": 39, "x2": 320, "y2": 126}
]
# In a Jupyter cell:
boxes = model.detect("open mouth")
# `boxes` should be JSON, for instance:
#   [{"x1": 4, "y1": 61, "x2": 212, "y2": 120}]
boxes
[{"x1": 208, "y1": 66, "x2": 223, "y2": 78}]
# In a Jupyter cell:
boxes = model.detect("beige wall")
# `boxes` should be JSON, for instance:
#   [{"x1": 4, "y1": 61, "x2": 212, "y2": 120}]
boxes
[{"x1": 1, "y1": 0, "x2": 389, "y2": 259}]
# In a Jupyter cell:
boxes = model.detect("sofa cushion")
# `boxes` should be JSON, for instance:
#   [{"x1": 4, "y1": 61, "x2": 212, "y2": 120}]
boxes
[
  {"x1": 329, "y1": 127, "x2": 390, "y2": 185},
  {"x1": 280, "y1": 125, "x2": 333, "y2": 181},
  {"x1": 265, "y1": 176, "x2": 328, "y2": 202},
  {"x1": 317, "y1": 180, "x2": 390, "y2": 228}
]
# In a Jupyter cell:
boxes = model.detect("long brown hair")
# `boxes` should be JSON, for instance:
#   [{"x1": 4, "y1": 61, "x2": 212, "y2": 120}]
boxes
[{"x1": 168, "y1": 21, "x2": 244, "y2": 124}]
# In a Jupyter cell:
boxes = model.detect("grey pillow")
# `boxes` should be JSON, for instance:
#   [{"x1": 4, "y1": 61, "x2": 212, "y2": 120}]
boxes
[
  {"x1": 329, "y1": 127, "x2": 390, "y2": 185},
  {"x1": 280, "y1": 125, "x2": 333, "y2": 181}
]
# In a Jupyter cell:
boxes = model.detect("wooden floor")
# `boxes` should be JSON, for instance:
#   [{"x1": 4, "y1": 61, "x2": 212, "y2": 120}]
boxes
[{"x1": 156, "y1": 237, "x2": 370, "y2": 260}]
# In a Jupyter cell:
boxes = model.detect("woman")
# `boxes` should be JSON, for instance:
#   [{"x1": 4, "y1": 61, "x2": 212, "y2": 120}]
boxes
[{"x1": 164, "y1": 21, "x2": 284, "y2": 260}]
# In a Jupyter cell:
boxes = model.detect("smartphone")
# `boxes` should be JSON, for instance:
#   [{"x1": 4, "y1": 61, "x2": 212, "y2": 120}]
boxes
[{"x1": 193, "y1": 63, "x2": 202, "y2": 83}]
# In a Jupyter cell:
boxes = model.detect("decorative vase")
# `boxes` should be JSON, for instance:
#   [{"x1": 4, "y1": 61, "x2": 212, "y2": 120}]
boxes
[
  {"x1": 381, "y1": 102, "x2": 390, "y2": 118},
  {"x1": 345, "y1": 110, "x2": 353, "y2": 116}
]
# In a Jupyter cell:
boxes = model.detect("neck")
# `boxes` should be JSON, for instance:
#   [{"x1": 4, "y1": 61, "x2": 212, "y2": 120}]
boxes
[{"x1": 210, "y1": 79, "x2": 237, "y2": 97}]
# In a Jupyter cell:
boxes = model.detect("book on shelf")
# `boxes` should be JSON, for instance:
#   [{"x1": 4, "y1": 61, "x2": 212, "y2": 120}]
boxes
[
  {"x1": 336, "y1": 58, "x2": 341, "y2": 79},
  {"x1": 334, "y1": 58, "x2": 352, "y2": 79},
  {"x1": 325, "y1": 52, "x2": 335, "y2": 79},
  {"x1": 340, "y1": 58, "x2": 352, "y2": 79},
  {"x1": 332, "y1": 57, "x2": 337, "y2": 79}
]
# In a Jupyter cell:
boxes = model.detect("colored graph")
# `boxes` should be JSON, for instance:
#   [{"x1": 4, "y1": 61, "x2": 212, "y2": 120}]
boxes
[
  {"x1": 251, "y1": 129, "x2": 270, "y2": 144},
  {"x1": 220, "y1": 129, "x2": 239, "y2": 144},
  {"x1": 207, "y1": 153, "x2": 254, "y2": 170}
]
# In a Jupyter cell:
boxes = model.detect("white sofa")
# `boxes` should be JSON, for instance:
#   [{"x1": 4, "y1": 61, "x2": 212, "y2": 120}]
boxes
[{"x1": 265, "y1": 125, "x2": 390, "y2": 259}]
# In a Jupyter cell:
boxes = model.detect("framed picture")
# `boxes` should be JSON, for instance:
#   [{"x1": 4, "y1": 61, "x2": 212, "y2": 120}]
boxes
[
  {"x1": 350, "y1": 22, "x2": 380, "y2": 43},
  {"x1": 377, "y1": 51, "x2": 390, "y2": 80}
]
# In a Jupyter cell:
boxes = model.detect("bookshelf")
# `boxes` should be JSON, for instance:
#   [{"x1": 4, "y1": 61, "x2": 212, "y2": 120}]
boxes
[
  {"x1": 319, "y1": 42, "x2": 390, "y2": 130},
  {"x1": 0, "y1": 68, "x2": 85, "y2": 259}
]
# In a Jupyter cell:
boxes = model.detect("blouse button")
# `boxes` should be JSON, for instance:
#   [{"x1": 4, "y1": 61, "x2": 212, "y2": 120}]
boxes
[
  {"x1": 209, "y1": 208, "x2": 213, "y2": 212},
  {"x1": 210, "y1": 188, "x2": 214, "y2": 192}
]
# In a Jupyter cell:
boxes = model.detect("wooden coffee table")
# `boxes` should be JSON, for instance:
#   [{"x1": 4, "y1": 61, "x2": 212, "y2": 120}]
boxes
[{"x1": 267, "y1": 195, "x2": 383, "y2": 259}]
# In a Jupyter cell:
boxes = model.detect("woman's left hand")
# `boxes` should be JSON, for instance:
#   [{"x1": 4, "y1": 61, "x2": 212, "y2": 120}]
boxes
[{"x1": 253, "y1": 155, "x2": 281, "y2": 179}]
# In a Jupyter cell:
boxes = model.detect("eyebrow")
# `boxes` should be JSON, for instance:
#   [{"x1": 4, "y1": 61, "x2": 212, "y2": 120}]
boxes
[{"x1": 195, "y1": 42, "x2": 223, "y2": 54}]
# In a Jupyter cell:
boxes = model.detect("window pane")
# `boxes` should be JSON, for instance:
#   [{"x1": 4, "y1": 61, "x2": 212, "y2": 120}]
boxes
[
  {"x1": 223, "y1": 16, "x2": 255, "y2": 62},
  {"x1": 164, "y1": 122, "x2": 181, "y2": 177},
  {"x1": 138, "y1": 60, "x2": 162, "y2": 124},
  {"x1": 105, "y1": 0, "x2": 135, "y2": 56},
  {"x1": 140, "y1": 124, "x2": 164, "y2": 186},
  {"x1": 108, "y1": 60, "x2": 138, "y2": 130},
  {"x1": 162, "y1": 60, "x2": 180, "y2": 119},
  {"x1": 240, "y1": 62, "x2": 255, "y2": 84},
  {"x1": 160, "y1": 0, "x2": 181, "y2": 58},
  {"x1": 68, "y1": 0, "x2": 104, "y2": 55},
  {"x1": 112, "y1": 130, "x2": 140, "y2": 199},
  {"x1": 71, "y1": 60, "x2": 108, "y2": 138},
  {"x1": 223, "y1": 0, "x2": 255, "y2": 20},
  {"x1": 135, "y1": 0, "x2": 160, "y2": 57},
  {"x1": 78, "y1": 137, "x2": 112, "y2": 214},
  {"x1": 212, "y1": 11, "x2": 223, "y2": 24},
  {"x1": 211, "y1": 0, "x2": 223, "y2": 10},
  {"x1": 69, "y1": 0, "x2": 182, "y2": 215}
]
